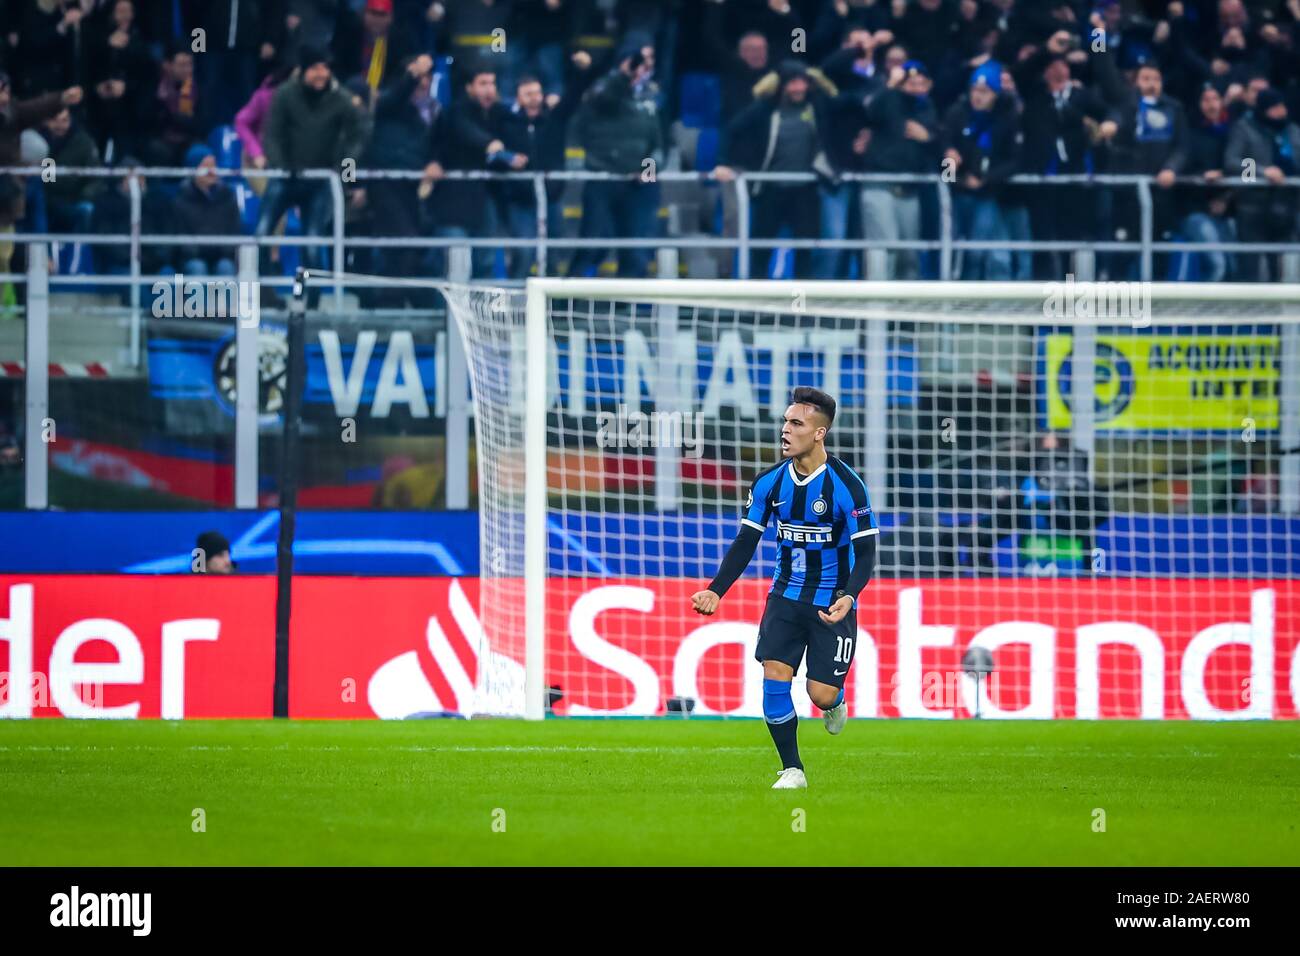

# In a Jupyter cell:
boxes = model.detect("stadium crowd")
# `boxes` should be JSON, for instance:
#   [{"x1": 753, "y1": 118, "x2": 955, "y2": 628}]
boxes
[{"x1": 1, "y1": 0, "x2": 1299, "y2": 291}]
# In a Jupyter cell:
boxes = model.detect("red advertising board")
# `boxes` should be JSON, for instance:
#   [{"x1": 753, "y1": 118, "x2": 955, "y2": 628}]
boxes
[
  {"x1": 536, "y1": 578, "x2": 1298, "y2": 720},
  {"x1": 2, "y1": 575, "x2": 1297, "y2": 719},
  {"x1": 0, "y1": 575, "x2": 276, "y2": 718}
]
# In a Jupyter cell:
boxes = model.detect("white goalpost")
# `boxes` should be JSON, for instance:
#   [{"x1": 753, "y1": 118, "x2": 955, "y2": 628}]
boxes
[{"x1": 441, "y1": 279, "x2": 1300, "y2": 722}]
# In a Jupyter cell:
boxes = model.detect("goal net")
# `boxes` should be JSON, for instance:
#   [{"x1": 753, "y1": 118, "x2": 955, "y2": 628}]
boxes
[{"x1": 441, "y1": 279, "x2": 1300, "y2": 721}]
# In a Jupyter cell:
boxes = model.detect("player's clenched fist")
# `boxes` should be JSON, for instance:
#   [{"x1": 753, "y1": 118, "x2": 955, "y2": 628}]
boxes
[{"x1": 691, "y1": 589, "x2": 721, "y2": 615}]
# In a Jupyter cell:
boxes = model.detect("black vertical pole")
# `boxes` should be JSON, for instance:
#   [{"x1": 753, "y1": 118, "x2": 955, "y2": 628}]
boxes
[{"x1": 272, "y1": 269, "x2": 308, "y2": 718}]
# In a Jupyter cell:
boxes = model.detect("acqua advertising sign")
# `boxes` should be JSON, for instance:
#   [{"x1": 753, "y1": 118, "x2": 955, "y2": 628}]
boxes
[{"x1": 1041, "y1": 332, "x2": 1280, "y2": 433}]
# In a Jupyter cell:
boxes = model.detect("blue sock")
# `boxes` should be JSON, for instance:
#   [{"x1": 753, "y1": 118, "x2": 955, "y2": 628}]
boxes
[
  {"x1": 762, "y1": 678, "x2": 801, "y2": 770},
  {"x1": 832, "y1": 687, "x2": 844, "y2": 708}
]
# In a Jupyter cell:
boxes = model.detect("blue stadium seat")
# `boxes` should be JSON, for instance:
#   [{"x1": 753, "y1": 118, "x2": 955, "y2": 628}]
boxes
[
  {"x1": 234, "y1": 182, "x2": 261, "y2": 235},
  {"x1": 679, "y1": 72, "x2": 721, "y2": 129},
  {"x1": 694, "y1": 127, "x2": 719, "y2": 172},
  {"x1": 432, "y1": 56, "x2": 454, "y2": 107},
  {"x1": 209, "y1": 124, "x2": 243, "y2": 172}
]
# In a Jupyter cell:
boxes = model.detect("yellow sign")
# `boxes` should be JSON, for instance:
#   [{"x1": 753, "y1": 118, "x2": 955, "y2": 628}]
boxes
[{"x1": 1044, "y1": 334, "x2": 1279, "y2": 431}]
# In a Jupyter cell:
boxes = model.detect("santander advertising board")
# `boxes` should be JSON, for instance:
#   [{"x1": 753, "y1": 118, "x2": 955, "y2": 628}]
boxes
[{"x1": 1, "y1": 576, "x2": 1296, "y2": 720}]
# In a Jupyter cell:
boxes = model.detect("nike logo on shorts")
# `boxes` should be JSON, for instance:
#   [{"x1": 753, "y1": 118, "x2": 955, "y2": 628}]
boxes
[{"x1": 834, "y1": 668, "x2": 847, "y2": 676}]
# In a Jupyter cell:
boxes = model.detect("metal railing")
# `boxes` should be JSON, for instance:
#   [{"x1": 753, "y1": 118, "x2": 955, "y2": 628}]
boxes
[{"x1": 5, "y1": 165, "x2": 1300, "y2": 291}]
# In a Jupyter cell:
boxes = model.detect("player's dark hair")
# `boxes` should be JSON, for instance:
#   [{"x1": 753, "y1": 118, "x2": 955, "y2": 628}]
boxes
[{"x1": 791, "y1": 386, "x2": 836, "y2": 427}]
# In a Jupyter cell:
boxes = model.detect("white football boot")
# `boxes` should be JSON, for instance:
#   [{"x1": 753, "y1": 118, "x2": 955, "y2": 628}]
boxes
[
  {"x1": 771, "y1": 767, "x2": 808, "y2": 789},
  {"x1": 822, "y1": 699, "x2": 848, "y2": 735}
]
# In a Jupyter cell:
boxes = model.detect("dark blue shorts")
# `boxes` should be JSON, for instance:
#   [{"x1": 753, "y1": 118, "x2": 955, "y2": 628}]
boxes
[{"x1": 755, "y1": 593, "x2": 858, "y2": 688}]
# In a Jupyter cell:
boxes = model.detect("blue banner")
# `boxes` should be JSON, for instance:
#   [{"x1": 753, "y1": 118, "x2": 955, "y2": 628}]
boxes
[{"x1": 3, "y1": 509, "x2": 1293, "y2": 577}]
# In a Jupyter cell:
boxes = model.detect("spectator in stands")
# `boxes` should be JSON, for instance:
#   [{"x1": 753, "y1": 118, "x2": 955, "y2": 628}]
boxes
[
  {"x1": 0, "y1": 74, "x2": 81, "y2": 304},
  {"x1": 193, "y1": 530, "x2": 236, "y2": 574},
  {"x1": 125, "y1": 0, "x2": 186, "y2": 58},
  {"x1": 1224, "y1": 87, "x2": 1300, "y2": 281},
  {"x1": 809, "y1": 0, "x2": 891, "y2": 64},
  {"x1": 814, "y1": 29, "x2": 886, "y2": 279},
  {"x1": 713, "y1": 59, "x2": 833, "y2": 280},
  {"x1": 995, "y1": 63, "x2": 1034, "y2": 281},
  {"x1": 365, "y1": 54, "x2": 441, "y2": 303},
  {"x1": 144, "y1": 41, "x2": 202, "y2": 167},
  {"x1": 334, "y1": 0, "x2": 420, "y2": 105},
  {"x1": 256, "y1": 45, "x2": 366, "y2": 275},
  {"x1": 1182, "y1": 0, "x2": 1271, "y2": 93},
  {"x1": 1177, "y1": 83, "x2": 1236, "y2": 282},
  {"x1": 745, "y1": 0, "x2": 804, "y2": 64},
  {"x1": 942, "y1": 60, "x2": 1020, "y2": 280},
  {"x1": 1225, "y1": 73, "x2": 1271, "y2": 122},
  {"x1": 1090, "y1": 0, "x2": 1160, "y2": 80},
  {"x1": 430, "y1": 67, "x2": 517, "y2": 278},
  {"x1": 952, "y1": 2, "x2": 1006, "y2": 89},
  {"x1": 1013, "y1": 29, "x2": 1118, "y2": 279},
  {"x1": 5, "y1": 0, "x2": 1300, "y2": 294},
  {"x1": 235, "y1": 62, "x2": 295, "y2": 195},
  {"x1": 428, "y1": 0, "x2": 513, "y2": 87},
  {"x1": 507, "y1": 0, "x2": 575, "y2": 96},
  {"x1": 818, "y1": 25, "x2": 888, "y2": 101},
  {"x1": 500, "y1": 50, "x2": 595, "y2": 278},
  {"x1": 1021, "y1": 432, "x2": 1110, "y2": 571},
  {"x1": 878, "y1": 41, "x2": 910, "y2": 81},
  {"x1": 168, "y1": 144, "x2": 242, "y2": 277},
  {"x1": 1142, "y1": 5, "x2": 1214, "y2": 105},
  {"x1": 91, "y1": 156, "x2": 171, "y2": 291},
  {"x1": 614, "y1": 0, "x2": 673, "y2": 40},
  {"x1": 702, "y1": 0, "x2": 772, "y2": 124},
  {"x1": 891, "y1": 0, "x2": 963, "y2": 103},
  {"x1": 10, "y1": 0, "x2": 86, "y2": 97},
  {"x1": 284, "y1": 0, "x2": 347, "y2": 64},
  {"x1": 338, "y1": 73, "x2": 375, "y2": 259},
  {"x1": 40, "y1": 106, "x2": 104, "y2": 234},
  {"x1": 569, "y1": 46, "x2": 662, "y2": 278},
  {"x1": 859, "y1": 59, "x2": 941, "y2": 280},
  {"x1": 195, "y1": 1, "x2": 285, "y2": 131},
  {"x1": 625, "y1": 33, "x2": 663, "y2": 114},
  {"x1": 1110, "y1": 62, "x2": 1188, "y2": 278},
  {"x1": 0, "y1": 3, "x2": 14, "y2": 74},
  {"x1": 82, "y1": 0, "x2": 154, "y2": 164}
]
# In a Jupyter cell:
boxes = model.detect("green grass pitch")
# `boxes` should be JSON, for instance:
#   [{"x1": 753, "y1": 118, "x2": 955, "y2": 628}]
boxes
[{"x1": 1, "y1": 719, "x2": 1296, "y2": 866}]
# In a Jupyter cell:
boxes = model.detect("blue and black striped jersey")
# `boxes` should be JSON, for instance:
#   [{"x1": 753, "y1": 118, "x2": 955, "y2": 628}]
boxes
[{"x1": 741, "y1": 455, "x2": 879, "y2": 607}]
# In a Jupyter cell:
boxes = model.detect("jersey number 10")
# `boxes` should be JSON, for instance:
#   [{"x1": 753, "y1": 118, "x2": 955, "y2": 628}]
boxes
[{"x1": 834, "y1": 635, "x2": 853, "y2": 663}]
